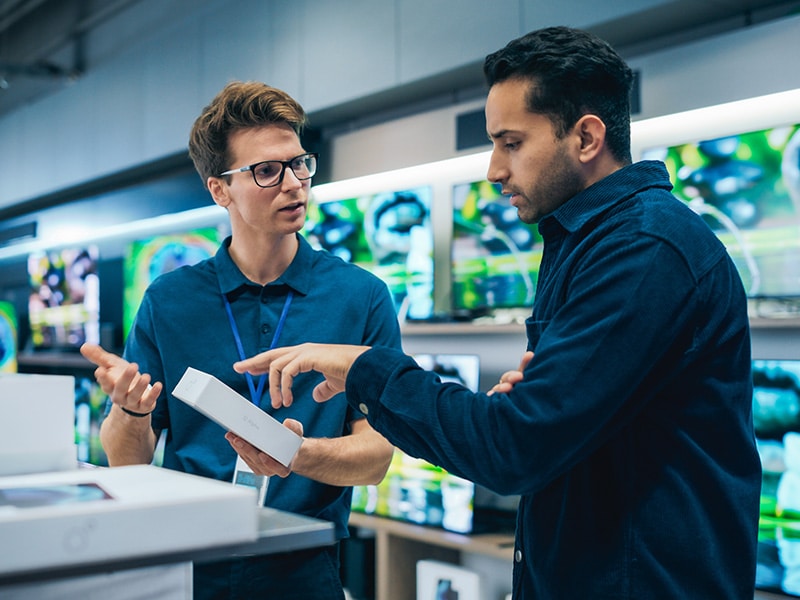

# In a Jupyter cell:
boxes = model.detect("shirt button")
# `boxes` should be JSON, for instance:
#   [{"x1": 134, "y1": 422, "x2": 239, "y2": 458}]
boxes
[
  {"x1": 358, "y1": 403, "x2": 369, "y2": 415},
  {"x1": 515, "y1": 550, "x2": 522, "y2": 563},
  {"x1": 261, "y1": 324, "x2": 269, "y2": 334}
]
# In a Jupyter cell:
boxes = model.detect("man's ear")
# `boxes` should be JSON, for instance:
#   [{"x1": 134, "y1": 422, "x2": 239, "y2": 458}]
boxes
[
  {"x1": 574, "y1": 114, "x2": 606, "y2": 164},
  {"x1": 207, "y1": 176, "x2": 230, "y2": 208}
]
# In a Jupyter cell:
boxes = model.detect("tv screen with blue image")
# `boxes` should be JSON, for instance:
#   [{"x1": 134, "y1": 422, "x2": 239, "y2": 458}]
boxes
[
  {"x1": 350, "y1": 354, "x2": 480, "y2": 533},
  {"x1": 303, "y1": 187, "x2": 434, "y2": 321},
  {"x1": 451, "y1": 180, "x2": 543, "y2": 317},
  {"x1": 641, "y1": 123, "x2": 800, "y2": 300},
  {"x1": 0, "y1": 301, "x2": 18, "y2": 373},
  {"x1": 753, "y1": 358, "x2": 800, "y2": 596}
]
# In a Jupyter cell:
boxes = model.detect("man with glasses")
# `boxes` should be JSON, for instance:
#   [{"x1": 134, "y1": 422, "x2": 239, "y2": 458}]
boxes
[{"x1": 81, "y1": 81, "x2": 401, "y2": 599}]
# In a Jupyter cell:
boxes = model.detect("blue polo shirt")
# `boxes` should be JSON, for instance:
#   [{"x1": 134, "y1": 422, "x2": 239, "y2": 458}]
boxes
[
  {"x1": 125, "y1": 234, "x2": 402, "y2": 538},
  {"x1": 347, "y1": 161, "x2": 761, "y2": 598}
]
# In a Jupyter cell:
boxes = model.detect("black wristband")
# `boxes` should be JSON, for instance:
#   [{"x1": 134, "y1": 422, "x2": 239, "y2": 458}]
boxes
[{"x1": 120, "y1": 406, "x2": 153, "y2": 418}]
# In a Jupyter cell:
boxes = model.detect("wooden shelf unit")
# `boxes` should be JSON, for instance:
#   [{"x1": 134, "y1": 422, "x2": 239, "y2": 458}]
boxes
[{"x1": 348, "y1": 512, "x2": 514, "y2": 600}]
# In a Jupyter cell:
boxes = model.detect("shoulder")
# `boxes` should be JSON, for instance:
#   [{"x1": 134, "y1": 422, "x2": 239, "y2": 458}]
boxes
[{"x1": 143, "y1": 256, "x2": 217, "y2": 297}]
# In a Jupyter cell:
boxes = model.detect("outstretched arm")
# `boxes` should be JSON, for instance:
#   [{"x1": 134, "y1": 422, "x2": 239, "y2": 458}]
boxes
[
  {"x1": 233, "y1": 343, "x2": 371, "y2": 408},
  {"x1": 225, "y1": 417, "x2": 393, "y2": 486},
  {"x1": 80, "y1": 343, "x2": 161, "y2": 465}
]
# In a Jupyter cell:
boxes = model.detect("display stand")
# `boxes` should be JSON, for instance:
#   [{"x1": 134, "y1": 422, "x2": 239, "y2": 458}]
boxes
[
  {"x1": 348, "y1": 512, "x2": 513, "y2": 600},
  {"x1": 0, "y1": 507, "x2": 335, "y2": 588}
]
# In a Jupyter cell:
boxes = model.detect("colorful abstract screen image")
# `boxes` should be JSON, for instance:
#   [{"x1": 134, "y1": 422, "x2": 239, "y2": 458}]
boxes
[
  {"x1": 642, "y1": 124, "x2": 800, "y2": 299},
  {"x1": 754, "y1": 359, "x2": 800, "y2": 596},
  {"x1": 74, "y1": 375, "x2": 111, "y2": 467},
  {"x1": 351, "y1": 354, "x2": 480, "y2": 533},
  {"x1": 452, "y1": 180, "x2": 543, "y2": 315},
  {"x1": 123, "y1": 228, "x2": 222, "y2": 338},
  {"x1": 0, "y1": 301, "x2": 17, "y2": 372},
  {"x1": 303, "y1": 187, "x2": 434, "y2": 321},
  {"x1": 28, "y1": 246, "x2": 100, "y2": 351}
]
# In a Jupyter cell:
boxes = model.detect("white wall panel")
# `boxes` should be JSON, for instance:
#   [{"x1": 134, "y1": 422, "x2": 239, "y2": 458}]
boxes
[
  {"x1": 142, "y1": 18, "x2": 203, "y2": 160},
  {"x1": 1, "y1": 0, "x2": 800, "y2": 212},
  {"x1": 521, "y1": 0, "x2": 675, "y2": 31},
  {"x1": 301, "y1": 0, "x2": 396, "y2": 111},
  {"x1": 49, "y1": 85, "x2": 95, "y2": 190},
  {"x1": 397, "y1": 0, "x2": 517, "y2": 82},
  {"x1": 198, "y1": 1, "x2": 283, "y2": 102},
  {"x1": 85, "y1": 48, "x2": 146, "y2": 180},
  {"x1": 628, "y1": 14, "x2": 800, "y2": 120}
]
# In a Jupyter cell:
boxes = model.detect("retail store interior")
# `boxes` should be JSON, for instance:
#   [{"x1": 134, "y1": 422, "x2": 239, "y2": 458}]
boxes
[{"x1": 1, "y1": 1, "x2": 800, "y2": 598}]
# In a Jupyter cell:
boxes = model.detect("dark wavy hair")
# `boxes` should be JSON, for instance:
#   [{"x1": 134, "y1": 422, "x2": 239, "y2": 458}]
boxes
[
  {"x1": 188, "y1": 81, "x2": 307, "y2": 184},
  {"x1": 484, "y1": 26, "x2": 633, "y2": 164}
]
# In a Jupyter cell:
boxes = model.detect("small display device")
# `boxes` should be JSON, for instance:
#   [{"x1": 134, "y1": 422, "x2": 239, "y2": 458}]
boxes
[
  {"x1": 0, "y1": 482, "x2": 113, "y2": 509},
  {"x1": 232, "y1": 455, "x2": 269, "y2": 506},
  {"x1": 27, "y1": 246, "x2": 100, "y2": 351},
  {"x1": 303, "y1": 187, "x2": 435, "y2": 321},
  {"x1": 451, "y1": 180, "x2": 543, "y2": 318},
  {"x1": 172, "y1": 367, "x2": 302, "y2": 468},
  {"x1": 351, "y1": 354, "x2": 480, "y2": 533},
  {"x1": 641, "y1": 123, "x2": 800, "y2": 301},
  {"x1": 753, "y1": 358, "x2": 800, "y2": 597}
]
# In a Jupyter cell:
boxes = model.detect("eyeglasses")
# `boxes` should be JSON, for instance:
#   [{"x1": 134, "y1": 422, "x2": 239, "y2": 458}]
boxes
[{"x1": 219, "y1": 152, "x2": 318, "y2": 188}]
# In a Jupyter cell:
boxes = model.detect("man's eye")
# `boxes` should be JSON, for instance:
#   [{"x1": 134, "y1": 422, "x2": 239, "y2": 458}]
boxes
[{"x1": 254, "y1": 163, "x2": 280, "y2": 177}]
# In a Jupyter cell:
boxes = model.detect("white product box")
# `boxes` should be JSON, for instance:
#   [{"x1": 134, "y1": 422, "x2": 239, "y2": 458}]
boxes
[
  {"x1": 0, "y1": 464, "x2": 258, "y2": 575},
  {"x1": 0, "y1": 373, "x2": 76, "y2": 476},
  {"x1": 172, "y1": 367, "x2": 302, "y2": 467},
  {"x1": 1, "y1": 562, "x2": 192, "y2": 600},
  {"x1": 416, "y1": 559, "x2": 482, "y2": 600}
]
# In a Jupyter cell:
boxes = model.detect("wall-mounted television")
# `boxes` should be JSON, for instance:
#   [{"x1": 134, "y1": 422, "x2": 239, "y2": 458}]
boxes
[
  {"x1": 0, "y1": 301, "x2": 18, "y2": 372},
  {"x1": 351, "y1": 353, "x2": 480, "y2": 533},
  {"x1": 641, "y1": 123, "x2": 800, "y2": 299},
  {"x1": 27, "y1": 246, "x2": 100, "y2": 351},
  {"x1": 123, "y1": 228, "x2": 222, "y2": 339},
  {"x1": 303, "y1": 187, "x2": 434, "y2": 321},
  {"x1": 753, "y1": 358, "x2": 800, "y2": 597},
  {"x1": 74, "y1": 375, "x2": 109, "y2": 467},
  {"x1": 451, "y1": 180, "x2": 543, "y2": 318}
]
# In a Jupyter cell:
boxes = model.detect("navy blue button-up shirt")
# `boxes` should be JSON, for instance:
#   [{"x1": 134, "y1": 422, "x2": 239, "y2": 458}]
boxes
[{"x1": 347, "y1": 161, "x2": 761, "y2": 598}]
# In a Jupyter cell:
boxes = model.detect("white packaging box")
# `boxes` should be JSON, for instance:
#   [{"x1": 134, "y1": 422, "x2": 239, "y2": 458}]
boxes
[
  {"x1": 0, "y1": 464, "x2": 258, "y2": 575},
  {"x1": 416, "y1": 559, "x2": 482, "y2": 600},
  {"x1": 0, "y1": 373, "x2": 76, "y2": 476},
  {"x1": 172, "y1": 367, "x2": 302, "y2": 467}
]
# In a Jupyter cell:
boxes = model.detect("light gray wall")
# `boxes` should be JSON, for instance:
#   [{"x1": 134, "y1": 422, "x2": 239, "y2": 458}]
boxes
[{"x1": 3, "y1": 0, "x2": 799, "y2": 210}]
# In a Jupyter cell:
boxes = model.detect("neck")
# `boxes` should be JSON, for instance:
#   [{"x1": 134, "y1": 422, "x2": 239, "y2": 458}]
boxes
[{"x1": 228, "y1": 233, "x2": 298, "y2": 285}]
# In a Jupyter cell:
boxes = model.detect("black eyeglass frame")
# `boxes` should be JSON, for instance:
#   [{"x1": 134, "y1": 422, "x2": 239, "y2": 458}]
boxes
[{"x1": 218, "y1": 152, "x2": 318, "y2": 188}]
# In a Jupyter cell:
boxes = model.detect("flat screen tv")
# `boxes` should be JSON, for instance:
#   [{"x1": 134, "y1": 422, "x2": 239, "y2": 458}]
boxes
[
  {"x1": 123, "y1": 228, "x2": 222, "y2": 339},
  {"x1": 74, "y1": 375, "x2": 109, "y2": 467},
  {"x1": 641, "y1": 123, "x2": 800, "y2": 300},
  {"x1": 753, "y1": 358, "x2": 800, "y2": 597},
  {"x1": 27, "y1": 246, "x2": 100, "y2": 351},
  {"x1": 0, "y1": 301, "x2": 18, "y2": 372},
  {"x1": 451, "y1": 180, "x2": 543, "y2": 317},
  {"x1": 351, "y1": 354, "x2": 480, "y2": 533},
  {"x1": 303, "y1": 187, "x2": 434, "y2": 321}
]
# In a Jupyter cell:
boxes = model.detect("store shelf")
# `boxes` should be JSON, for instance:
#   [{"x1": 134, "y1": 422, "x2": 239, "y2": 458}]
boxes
[
  {"x1": 400, "y1": 321, "x2": 524, "y2": 336},
  {"x1": 749, "y1": 317, "x2": 800, "y2": 329},
  {"x1": 17, "y1": 352, "x2": 95, "y2": 370},
  {"x1": 348, "y1": 512, "x2": 514, "y2": 600}
]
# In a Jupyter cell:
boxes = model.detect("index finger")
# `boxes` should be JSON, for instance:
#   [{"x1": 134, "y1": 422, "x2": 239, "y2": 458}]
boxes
[{"x1": 81, "y1": 343, "x2": 124, "y2": 369}]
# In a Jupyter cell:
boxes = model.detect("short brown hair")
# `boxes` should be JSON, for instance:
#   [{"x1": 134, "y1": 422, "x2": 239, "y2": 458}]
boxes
[{"x1": 188, "y1": 81, "x2": 307, "y2": 183}]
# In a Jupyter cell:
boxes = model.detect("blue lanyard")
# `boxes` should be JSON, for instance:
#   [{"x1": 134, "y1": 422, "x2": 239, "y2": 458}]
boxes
[{"x1": 223, "y1": 290, "x2": 293, "y2": 408}]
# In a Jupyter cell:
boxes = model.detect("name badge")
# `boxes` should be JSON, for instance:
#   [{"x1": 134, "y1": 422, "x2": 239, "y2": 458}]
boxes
[{"x1": 232, "y1": 454, "x2": 269, "y2": 506}]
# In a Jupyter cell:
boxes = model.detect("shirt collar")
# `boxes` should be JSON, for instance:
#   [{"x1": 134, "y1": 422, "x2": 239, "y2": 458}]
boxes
[
  {"x1": 543, "y1": 160, "x2": 673, "y2": 234},
  {"x1": 215, "y1": 234, "x2": 313, "y2": 296}
]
